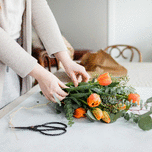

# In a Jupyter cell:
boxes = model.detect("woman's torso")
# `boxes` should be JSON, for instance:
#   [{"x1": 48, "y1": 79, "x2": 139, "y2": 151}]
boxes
[
  {"x1": 0, "y1": 0, "x2": 25, "y2": 108},
  {"x1": 0, "y1": 0, "x2": 25, "y2": 39}
]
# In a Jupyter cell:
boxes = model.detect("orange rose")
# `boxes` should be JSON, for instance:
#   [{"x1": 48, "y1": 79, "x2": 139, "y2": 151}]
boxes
[
  {"x1": 92, "y1": 108, "x2": 104, "y2": 120},
  {"x1": 73, "y1": 107, "x2": 86, "y2": 118},
  {"x1": 128, "y1": 93, "x2": 140, "y2": 105},
  {"x1": 87, "y1": 93, "x2": 101, "y2": 107},
  {"x1": 97, "y1": 72, "x2": 112, "y2": 86}
]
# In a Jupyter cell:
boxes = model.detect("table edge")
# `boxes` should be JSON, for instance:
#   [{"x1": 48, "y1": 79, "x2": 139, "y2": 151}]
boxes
[{"x1": 0, "y1": 85, "x2": 40, "y2": 119}]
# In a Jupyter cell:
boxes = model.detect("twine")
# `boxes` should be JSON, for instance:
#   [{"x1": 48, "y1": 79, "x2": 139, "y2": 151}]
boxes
[{"x1": 9, "y1": 101, "x2": 51, "y2": 139}]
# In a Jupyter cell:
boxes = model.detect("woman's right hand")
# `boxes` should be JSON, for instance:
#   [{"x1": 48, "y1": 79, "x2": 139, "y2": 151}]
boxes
[{"x1": 29, "y1": 63, "x2": 68, "y2": 102}]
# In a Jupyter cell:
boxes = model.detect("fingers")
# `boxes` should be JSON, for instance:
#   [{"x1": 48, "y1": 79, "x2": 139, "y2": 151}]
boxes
[
  {"x1": 42, "y1": 91, "x2": 50, "y2": 101},
  {"x1": 79, "y1": 67, "x2": 90, "y2": 82},
  {"x1": 82, "y1": 72, "x2": 90, "y2": 82},
  {"x1": 57, "y1": 86, "x2": 68, "y2": 97},
  {"x1": 58, "y1": 81, "x2": 68, "y2": 89},
  {"x1": 43, "y1": 85, "x2": 68, "y2": 103},
  {"x1": 45, "y1": 92, "x2": 66, "y2": 103},
  {"x1": 70, "y1": 72, "x2": 78, "y2": 87},
  {"x1": 54, "y1": 93, "x2": 66, "y2": 101}
]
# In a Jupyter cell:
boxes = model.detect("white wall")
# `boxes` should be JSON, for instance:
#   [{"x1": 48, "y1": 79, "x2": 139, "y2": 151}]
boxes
[
  {"x1": 47, "y1": 0, "x2": 108, "y2": 51},
  {"x1": 108, "y1": 0, "x2": 152, "y2": 62}
]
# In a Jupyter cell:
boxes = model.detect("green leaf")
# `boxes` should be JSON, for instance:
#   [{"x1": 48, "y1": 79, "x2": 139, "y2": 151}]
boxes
[
  {"x1": 91, "y1": 78, "x2": 96, "y2": 83},
  {"x1": 133, "y1": 117, "x2": 139, "y2": 123},
  {"x1": 72, "y1": 104, "x2": 80, "y2": 110},
  {"x1": 145, "y1": 104, "x2": 148, "y2": 110},
  {"x1": 86, "y1": 110, "x2": 96, "y2": 122},
  {"x1": 140, "y1": 100, "x2": 143, "y2": 109},
  {"x1": 138, "y1": 116, "x2": 152, "y2": 131},
  {"x1": 139, "y1": 111, "x2": 152, "y2": 118},
  {"x1": 124, "y1": 113, "x2": 130, "y2": 121},
  {"x1": 91, "y1": 88, "x2": 103, "y2": 94},
  {"x1": 68, "y1": 97, "x2": 82, "y2": 106},
  {"x1": 125, "y1": 101, "x2": 131, "y2": 110},
  {"x1": 64, "y1": 84, "x2": 93, "y2": 92},
  {"x1": 108, "y1": 82, "x2": 119, "y2": 87},
  {"x1": 40, "y1": 91, "x2": 44, "y2": 96},
  {"x1": 53, "y1": 94, "x2": 61, "y2": 106},
  {"x1": 55, "y1": 104, "x2": 62, "y2": 114},
  {"x1": 146, "y1": 97, "x2": 152, "y2": 103},
  {"x1": 68, "y1": 120, "x2": 74, "y2": 127},
  {"x1": 69, "y1": 93, "x2": 90, "y2": 99},
  {"x1": 63, "y1": 99, "x2": 75, "y2": 126},
  {"x1": 66, "y1": 82, "x2": 74, "y2": 87},
  {"x1": 78, "y1": 82, "x2": 88, "y2": 86},
  {"x1": 110, "y1": 111, "x2": 124, "y2": 123}
]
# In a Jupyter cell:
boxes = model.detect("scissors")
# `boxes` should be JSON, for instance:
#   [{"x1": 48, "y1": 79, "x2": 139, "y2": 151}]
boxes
[{"x1": 11, "y1": 122, "x2": 67, "y2": 136}]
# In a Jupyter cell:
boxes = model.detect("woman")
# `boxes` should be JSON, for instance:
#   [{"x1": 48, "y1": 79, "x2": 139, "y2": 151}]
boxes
[{"x1": 0, "y1": 0, "x2": 90, "y2": 109}]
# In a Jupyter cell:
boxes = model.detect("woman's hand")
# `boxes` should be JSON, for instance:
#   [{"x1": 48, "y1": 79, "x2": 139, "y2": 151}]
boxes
[
  {"x1": 54, "y1": 51, "x2": 90, "y2": 87},
  {"x1": 29, "y1": 63, "x2": 68, "y2": 102},
  {"x1": 63, "y1": 60, "x2": 90, "y2": 87}
]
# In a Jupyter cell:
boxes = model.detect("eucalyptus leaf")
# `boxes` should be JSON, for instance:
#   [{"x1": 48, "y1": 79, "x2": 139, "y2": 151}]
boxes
[
  {"x1": 138, "y1": 116, "x2": 152, "y2": 131},
  {"x1": 145, "y1": 104, "x2": 148, "y2": 110},
  {"x1": 109, "y1": 114, "x2": 116, "y2": 123},
  {"x1": 124, "y1": 113, "x2": 130, "y2": 121},
  {"x1": 86, "y1": 110, "x2": 96, "y2": 122},
  {"x1": 110, "y1": 111, "x2": 124, "y2": 123},
  {"x1": 146, "y1": 97, "x2": 152, "y2": 103},
  {"x1": 53, "y1": 94, "x2": 61, "y2": 106},
  {"x1": 140, "y1": 100, "x2": 143, "y2": 109},
  {"x1": 133, "y1": 117, "x2": 139, "y2": 123},
  {"x1": 139, "y1": 111, "x2": 152, "y2": 119}
]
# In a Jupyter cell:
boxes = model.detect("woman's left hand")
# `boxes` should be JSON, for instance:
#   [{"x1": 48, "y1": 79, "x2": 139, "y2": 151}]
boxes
[
  {"x1": 63, "y1": 60, "x2": 90, "y2": 87},
  {"x1": 54, "y1": 51, "x2": 90, "y2": 87}
]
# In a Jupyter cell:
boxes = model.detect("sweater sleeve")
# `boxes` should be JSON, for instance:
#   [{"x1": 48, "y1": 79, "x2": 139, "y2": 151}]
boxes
[
  {"x1": 31, "y1": 0, "x2": 68, "y2": 57},
  {"x1": 0, "y1": 27, "x2": 37, "y2": 78}
]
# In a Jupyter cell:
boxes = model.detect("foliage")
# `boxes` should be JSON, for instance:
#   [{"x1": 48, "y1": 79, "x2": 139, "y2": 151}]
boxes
[
  {"x1": 53, "y1": 74, "x2": 136, "y2": 126},
  {"x1": 40, "y1": 74, "x2": 152, "y2": 131},
  {"x1": 118, "y1": 96, "x2": 152, "y2": 131}
]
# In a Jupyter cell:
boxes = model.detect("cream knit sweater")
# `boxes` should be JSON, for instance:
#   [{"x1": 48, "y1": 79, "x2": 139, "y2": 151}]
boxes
[{"x1": 0, "y1": 0, "x2": 67, "y2": 101}]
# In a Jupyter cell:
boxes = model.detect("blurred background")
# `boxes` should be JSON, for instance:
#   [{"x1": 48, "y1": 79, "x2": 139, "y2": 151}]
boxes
[{"x1": 46, "y1": 0, "x2": 152, "y2": 62}]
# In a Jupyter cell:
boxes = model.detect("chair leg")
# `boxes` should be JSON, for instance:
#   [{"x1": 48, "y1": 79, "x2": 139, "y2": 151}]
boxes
[{"x1": 55, "y1": 58, "x2": 60, "y2": 71}]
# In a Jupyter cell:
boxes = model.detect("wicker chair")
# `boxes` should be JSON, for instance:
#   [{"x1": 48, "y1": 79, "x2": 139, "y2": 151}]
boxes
[{"x1": 103, "y1": 45, "x2": 142, "y2": 62}]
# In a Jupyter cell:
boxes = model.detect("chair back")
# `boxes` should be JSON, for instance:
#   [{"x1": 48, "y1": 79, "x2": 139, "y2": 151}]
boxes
[{"x1": 104, "y1": 45, "x2": 142, "y2": 62}]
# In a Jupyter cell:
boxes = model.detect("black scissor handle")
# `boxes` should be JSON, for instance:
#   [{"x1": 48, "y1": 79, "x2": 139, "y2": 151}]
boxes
[
  {"x1": 33, "y1": 122, "x2": 67, "y2": 136},
  {"x1": 42, "y1": 122, "x2": 67, "y2": 128},
  {"x1": 39, "y1": 128, "x2": 67, "y2": 136}
]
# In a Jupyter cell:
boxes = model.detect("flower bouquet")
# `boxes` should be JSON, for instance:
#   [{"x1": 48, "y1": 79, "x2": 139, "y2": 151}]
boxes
[{"x1": 41, "y1": 73, "x2": 152, "y2": 131}]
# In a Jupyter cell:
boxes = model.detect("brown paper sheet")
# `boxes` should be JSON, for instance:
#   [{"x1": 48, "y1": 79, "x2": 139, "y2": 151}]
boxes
[{"x1": 80, "y1": 50, "x2": 127, "y2": 77}]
